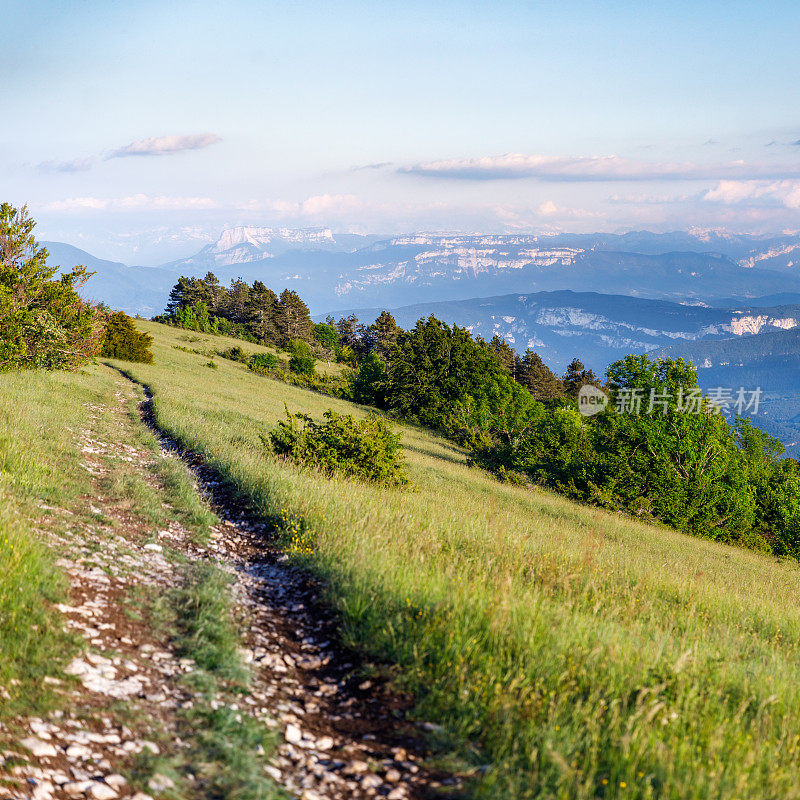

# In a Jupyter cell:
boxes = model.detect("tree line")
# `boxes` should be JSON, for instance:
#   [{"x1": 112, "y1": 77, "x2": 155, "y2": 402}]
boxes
[{"x1": 160, "y1": 271, "x2": 606, "y2": 402}]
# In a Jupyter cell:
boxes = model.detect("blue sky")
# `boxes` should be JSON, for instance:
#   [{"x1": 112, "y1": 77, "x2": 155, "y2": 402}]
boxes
[{"x1": 3, "y1": 0, "x2": 800, "y2": 262}]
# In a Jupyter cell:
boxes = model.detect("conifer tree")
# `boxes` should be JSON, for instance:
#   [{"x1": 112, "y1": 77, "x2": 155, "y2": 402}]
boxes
[
  {"x1": 517, "y1": 349, "x2": 563, "y2": 400},
  {"x1": 276, "y1": 289, "x2": 313, "y2": 344},
  {"x1": 562, "y1": 357, "x2": 601, "y2": 398},
  {"x1": 368, "y1": 310, "x2": 400, "y2": 360}
]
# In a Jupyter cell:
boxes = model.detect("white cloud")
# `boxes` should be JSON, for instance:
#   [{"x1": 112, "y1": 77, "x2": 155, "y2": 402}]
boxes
[
  {"x1": 538, "y1": 200, "x2": 601, "y2": 218},
  {"x1": 703, "y1": 180, "x2": 800, "y2": 209},
  {"x1": 401, "y1": 152, "x2": 800, "y2": 182},
  {"x1": 41, "y1": 194, "x2": 219, "y2": 212},
  {"x1": 300, "y1": 193, "x2": 362, "y2": 215},
  {"x1": 108, "y1": 133, "x2": 221, "y2": 158}
]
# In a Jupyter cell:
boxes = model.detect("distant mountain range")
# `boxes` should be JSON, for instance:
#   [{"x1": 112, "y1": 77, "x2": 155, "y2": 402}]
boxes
[
  {"x1": 47, "y1": 227, "x2": 800, "y2": 317},
  {"x1": 324, "y1": 290, "x2": 800, "y2": 373}
]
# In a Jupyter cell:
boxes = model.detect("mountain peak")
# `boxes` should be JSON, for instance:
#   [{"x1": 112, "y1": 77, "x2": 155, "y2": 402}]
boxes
[{"x1": 213, "y1": 226, "x2": 334, "y2": 253}]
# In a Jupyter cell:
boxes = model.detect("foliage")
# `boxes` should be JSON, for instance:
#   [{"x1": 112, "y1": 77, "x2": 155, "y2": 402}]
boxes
[
  {"x1": 369, "y1": 310, "x2": 400, "y2": 360},
  {"x1": 0, "y1": 202, "x2": 103, "y2": 371},
  {"x1": 384, "y1": 315, "x2": 538, "y2": 446},
  {"x1": 562, "y1": 357, "x2": 601, "y2": 398},
  {"x1": 267, "y1": 406, "x2": 410, "y2": 488},
  {"x1": 161, "y1": 275, "x2": 311, "y2": 347},
  {"x1": 101, "y1": 311, "x2": 154, "y2": 363},
  {"x1": 248, "y1": 351, "x2": 279, "y2": 373},
  {"x1": 351, "y1": 350, "x2": 387, "y2": 406},
  {"x1": 515, "y1": 348, "x2": 563, "y2": 400},
  {"x1": 478, "y1": 354, "x2": 800, "y2": 556},
  {"x1": 217, "y1": 344, "x2": 249, "y2": 363},
  {"x1": 312, "y1": 322, "x2": 339, "y2": 353},
  {"x1": 275, "y1": 289, "x2": 313, "y2": 345},
  {"x1": 288, "y1": 338, "x2": 315, "y2": 376}
]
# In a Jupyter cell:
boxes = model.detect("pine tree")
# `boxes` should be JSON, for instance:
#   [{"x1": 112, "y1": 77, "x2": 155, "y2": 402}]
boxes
[
  {"x1": 202, "y1": 272, "x2": 225, "y2": 314},
  {"x1": 276, "y1": 289, "x2": 313, "y2": 344},
  {"x1": 562, "y1": 357, "x2": 601, "y2": 398},
  {"x1": 223, "y1": 277, "x2": 251, "y2": 324},
  {"x1": 247, "y1": 280, "x2": 279, "y2": 342},
  {"x1": 368, "y1": 310, "x2": 400, "y2": 360},
  {"x1": 336, "y1": 314, "x2": 368, "y2": 356},
  {"x1": 516, "y1": 349, "x2": 562, "y2": 400},
  {"x1": 165, "y1": 275, "x2": 213, "y2": 315},
  {"x1": 488, "y1": 334, "x2": 516, "y2": 374}
]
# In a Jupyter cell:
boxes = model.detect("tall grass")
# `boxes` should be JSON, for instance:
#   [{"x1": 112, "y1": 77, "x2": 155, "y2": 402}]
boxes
[{"x1": 119, "y1": 321, "x2": 800, "y2": 799}]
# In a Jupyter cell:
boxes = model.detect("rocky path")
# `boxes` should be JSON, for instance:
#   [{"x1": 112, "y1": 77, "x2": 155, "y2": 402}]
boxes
[{"x1": 0, "y1": 373, "x2": 461, "y2": 800}]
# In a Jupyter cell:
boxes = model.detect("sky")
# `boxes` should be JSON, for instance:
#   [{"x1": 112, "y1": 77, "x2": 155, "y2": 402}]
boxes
[{"x1": 3, "y1": 0, "x2": 800, "y2": 264}]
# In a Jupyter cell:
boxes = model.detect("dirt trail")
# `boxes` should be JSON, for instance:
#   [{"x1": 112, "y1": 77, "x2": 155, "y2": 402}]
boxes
[
  {"x1": 135, "y1": 383, "x2": 461, "y2": 800},
  {"x1": 1, "y1": 372, "x2": 462, "y2": 800}
]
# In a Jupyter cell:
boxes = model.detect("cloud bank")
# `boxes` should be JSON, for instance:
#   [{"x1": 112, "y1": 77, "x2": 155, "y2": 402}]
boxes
[{"x1": 401, "y1": 153, "x2": 800, "y2": 182}]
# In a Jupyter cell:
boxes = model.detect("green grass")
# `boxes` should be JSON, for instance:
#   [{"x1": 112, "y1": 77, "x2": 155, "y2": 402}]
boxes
[
  {"x1": 0, "y1": 367, "x2": 114, "y2": 717},
  {"x1": 116, "y1": 320, "x2": 800, "y2": 798}
]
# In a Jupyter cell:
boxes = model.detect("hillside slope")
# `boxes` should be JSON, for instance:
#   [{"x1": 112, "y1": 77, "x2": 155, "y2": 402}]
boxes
[{"x1": 117, "y1": 320, "x2": 800, "y2": 800}]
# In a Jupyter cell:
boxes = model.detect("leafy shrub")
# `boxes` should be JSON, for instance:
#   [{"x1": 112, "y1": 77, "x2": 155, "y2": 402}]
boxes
[
  {"x1": 0, "y1": 203, "x2": 103, "y2": 371},
  {"x1": 352, "y1": 351, "x2": 387, "y2": 406},
  {"x1": 266, "y1": 406, "x2": 410, "y2": 488},
  {"x1": 288, "y1": 339, "x2": 315, "y2": 376},
  {"x1": 101, "y1": 311, "x2": 154, "y2": 363},
  {"x1": 217, "y1": 344, "x2": 248, "y2": 363},
  {"x1": 248, "y1": 352, "x2": 278, "y2": 374}
]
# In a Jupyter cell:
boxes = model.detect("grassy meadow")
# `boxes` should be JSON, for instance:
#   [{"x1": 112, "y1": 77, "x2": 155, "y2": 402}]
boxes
[
  {"x1": 0, "y1": 367, "x2": 113, "y2": 717},
  {"x1": 109, "y1": 319, "x2": 800, "y2": 799}
]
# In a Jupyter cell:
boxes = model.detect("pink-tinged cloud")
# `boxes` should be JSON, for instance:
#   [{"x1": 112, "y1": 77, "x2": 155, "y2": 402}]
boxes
[
  {"x1": 42, "y1": 195, "x2": 220, "y2": 212},
  {"x1": 703, "y1": 180, "x2": 800, "y2": 209},
  {"x1": 108, "y1": 133, "x2": 221, "y2": 158},
  {"x1": 401, "y1": 153, "x2": 800, "y2": 182}
]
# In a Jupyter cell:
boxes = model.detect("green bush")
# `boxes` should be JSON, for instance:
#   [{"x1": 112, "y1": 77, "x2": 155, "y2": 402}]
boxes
[
  {"x1": 266, "y1": 406, "x2": 410, "y2": 488},
  {"x1": 101, "y1": 311, "x2": 154, "y2": 363},
  {"x1": 218, "y1": 344, "x2": 248, "y2": 363},
  {"x1": 352, "y1": 351, "x2": 388, "y2": 406},
  {"x1": 288, "y1": 339, "x2": 315, "y2": 376},
  {"x1": 248, "y1": 352, "x2": 278, "y2": 374}
]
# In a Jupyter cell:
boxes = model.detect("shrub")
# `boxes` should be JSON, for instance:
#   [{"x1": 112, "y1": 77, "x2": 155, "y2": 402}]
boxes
[
  {"x1": 101, "y1": 311, "x2": 154, "y2": 363},
  {"x1": 352, "y1": 351, "x2": 387, "y2": 406},
  {"x1": 248, "y1": 352, "x2": 278, "y2": 374},
  {"x1": 288, "y1": 339, "x2": 315, "y2": 377},
  {"x1": 266, "y1": 406, "x2": 410, "y2": 488},
  {"x1": 217, "y1": 345, "x2": 248, "y2": 363},
  {"x1": 0, "y1": 203, "x2": 103, "y2": 371}
]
